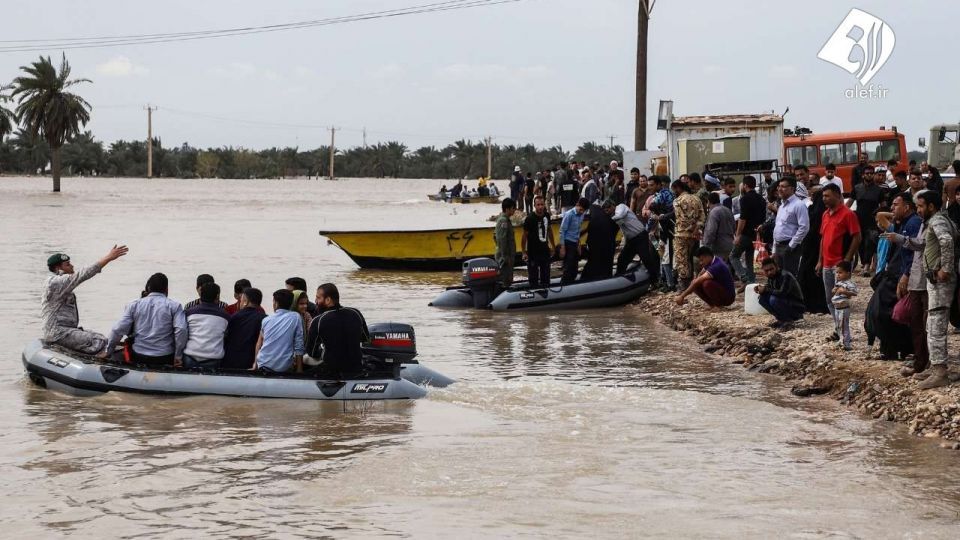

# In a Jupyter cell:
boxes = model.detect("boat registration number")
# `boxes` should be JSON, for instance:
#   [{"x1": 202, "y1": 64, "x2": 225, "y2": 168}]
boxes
[{"x1": 351, "y1": 383, "x2": 388, "y2": 394}]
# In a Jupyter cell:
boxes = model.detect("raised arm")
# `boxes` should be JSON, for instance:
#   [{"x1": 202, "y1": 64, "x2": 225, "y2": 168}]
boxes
[{"x1": 97, "y1": 245, "x2": 129, "y2": 269}]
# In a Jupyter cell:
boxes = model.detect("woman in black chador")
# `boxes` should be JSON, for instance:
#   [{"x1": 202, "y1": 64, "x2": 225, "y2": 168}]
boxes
[{"x1": 797, "y1": 189, "x2": 829, "y2": 314}]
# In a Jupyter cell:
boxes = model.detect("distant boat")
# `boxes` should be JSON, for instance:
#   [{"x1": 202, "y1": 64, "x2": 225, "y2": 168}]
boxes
[
  {"x1": 320, "y1": 221, "x2": 568, "y2": 271},
  {"x1": 428, "y1": 194, "x2": 501, "y2": 204}
]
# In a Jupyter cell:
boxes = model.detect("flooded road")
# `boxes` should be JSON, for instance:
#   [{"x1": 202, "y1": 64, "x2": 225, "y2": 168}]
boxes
[{"x1": 1, "y1": 177, "x2": 958, "y2": 538}]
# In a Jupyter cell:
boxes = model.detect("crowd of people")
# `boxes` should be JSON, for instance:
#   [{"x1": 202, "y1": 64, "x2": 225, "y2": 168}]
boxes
[
  {"x1": 40, "y1": 248, "x2": 369, "y2": 377},
  {"x1": 493, "y1": 157, "x2": 960, "y2": 391},
  {"x1": 438, "y1": 178, "x2": 500, "y2": 200},
  {"x1": 494, "y1": 160, "x2": 661, "y2": 290}
]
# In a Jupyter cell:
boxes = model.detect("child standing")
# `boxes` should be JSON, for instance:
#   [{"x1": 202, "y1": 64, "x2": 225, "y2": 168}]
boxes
[{"x1": 831, "y1": 261, "x2": 858, "y2": 351}]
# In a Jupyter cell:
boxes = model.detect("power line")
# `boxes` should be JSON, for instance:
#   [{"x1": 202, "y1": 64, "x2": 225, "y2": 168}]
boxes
[{"x1": 0, "y1": 0, "x2": 522, "y2": 53}]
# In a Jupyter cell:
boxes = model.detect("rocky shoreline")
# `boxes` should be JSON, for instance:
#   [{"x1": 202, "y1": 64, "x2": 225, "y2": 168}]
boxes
[{"x1": 638, "y1": 277, "x2": 960, "y2": 448}]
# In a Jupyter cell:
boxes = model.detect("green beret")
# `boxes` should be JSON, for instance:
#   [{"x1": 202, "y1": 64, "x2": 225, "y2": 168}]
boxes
[{"x1": 47, "y1": 253, "x2": 70, "y2": 268}]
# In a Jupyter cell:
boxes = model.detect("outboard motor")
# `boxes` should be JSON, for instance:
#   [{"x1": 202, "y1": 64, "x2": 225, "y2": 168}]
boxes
[
  {"x1": 362, "y1": 323, "x2": 417, "y2": 362},
  {"x1": 462, "y1": 257, "x2": 501, "y2": 308}
]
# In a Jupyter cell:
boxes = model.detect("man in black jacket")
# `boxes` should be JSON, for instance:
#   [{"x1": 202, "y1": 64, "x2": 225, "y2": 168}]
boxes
[
  {"x1": 730, "y1": 176, "x2": 767, "y2": 285},
  {"x1": 306, "y1": 283, "x2": 370, "y2": 377},
  {"x1": 580, "y1": 200, "x2": 618, "y2": 281},
  {"x1": 222, "y1": 288, "x2": 267, "y2": 370},
  {"x1": 755, "y1": 257, "x2": 805, "y2": 328}
]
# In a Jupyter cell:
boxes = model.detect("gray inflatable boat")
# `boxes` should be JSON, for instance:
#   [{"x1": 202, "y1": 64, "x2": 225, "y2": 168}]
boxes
[
  {"x1": 22, "y1": 323, "x2": 454, "y2": 401},
  {"x1": 430, "y1": 258, "x2": 651, "y2": 311}
]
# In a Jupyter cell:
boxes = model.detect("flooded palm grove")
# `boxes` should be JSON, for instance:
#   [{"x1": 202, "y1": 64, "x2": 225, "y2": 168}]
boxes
[{"x1": 2, "y1": 177, "x2": 960, "y2": 538}]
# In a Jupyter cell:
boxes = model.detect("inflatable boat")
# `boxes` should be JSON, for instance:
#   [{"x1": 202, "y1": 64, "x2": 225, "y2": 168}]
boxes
[
  {"x1": 23, "y1": 323, "x2": 453, "y2": 401},
  {"x1": 430, "y1": 258, "x2": 651, "y2": 311}
]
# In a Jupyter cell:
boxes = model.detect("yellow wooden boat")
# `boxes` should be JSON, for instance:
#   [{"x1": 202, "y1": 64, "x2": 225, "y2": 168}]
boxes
[{"x1": 320, "y1": 222, "x2": 569, "y2": 271}]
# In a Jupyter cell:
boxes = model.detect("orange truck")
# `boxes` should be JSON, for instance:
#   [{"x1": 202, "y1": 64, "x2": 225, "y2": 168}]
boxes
[{"x1": 783, "y1": 129, "x2": 908, "y2": 193}]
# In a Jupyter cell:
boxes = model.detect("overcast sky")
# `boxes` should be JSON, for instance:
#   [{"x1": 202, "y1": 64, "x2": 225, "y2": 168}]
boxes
[{"x1": 0, "y1": 0, "x2": 951, "y2": 152}]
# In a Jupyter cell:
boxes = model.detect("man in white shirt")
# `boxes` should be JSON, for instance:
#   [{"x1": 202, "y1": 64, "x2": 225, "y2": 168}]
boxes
[{"x1": 818, "y1": 163, "x2": 844, "y2": 193}]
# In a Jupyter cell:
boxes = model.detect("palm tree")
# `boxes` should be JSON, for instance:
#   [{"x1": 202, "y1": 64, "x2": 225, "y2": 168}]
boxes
[
  {"x1": 12, "y1": 54, "x2": 92, "y2": 192},
  {"x1": 11, "y1": 127, "x2": 51, "y2": 174},
  {"x1": 0, "y1": 86, "x2": 15, "y2": 175}
]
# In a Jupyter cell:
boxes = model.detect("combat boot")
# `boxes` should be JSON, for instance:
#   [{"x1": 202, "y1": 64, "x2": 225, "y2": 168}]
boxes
[{"x1": 918, "y1": 364, "x2": 950, "y2": 390}]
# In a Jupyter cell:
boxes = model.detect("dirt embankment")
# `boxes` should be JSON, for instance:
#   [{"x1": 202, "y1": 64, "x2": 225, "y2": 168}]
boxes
[{"x1": 638, "y1": 284, "x2": 960, "y2": 448}]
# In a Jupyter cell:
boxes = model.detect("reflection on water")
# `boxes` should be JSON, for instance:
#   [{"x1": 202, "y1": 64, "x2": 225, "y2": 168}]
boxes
[{"x1": 1, "y1": 177, "x2": 959, "y2": 537}]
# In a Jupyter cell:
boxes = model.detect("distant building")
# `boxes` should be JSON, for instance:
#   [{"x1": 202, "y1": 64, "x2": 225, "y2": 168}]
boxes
[{"x1": 659, "y1": 114, "x2": 784, "y2": 180}]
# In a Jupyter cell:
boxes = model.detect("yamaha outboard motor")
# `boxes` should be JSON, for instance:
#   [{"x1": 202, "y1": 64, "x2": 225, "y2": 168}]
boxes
[
  {"x1": 362, "y1": 322, "x2": 417, "y2": 361},
  {"x1": 462, "y1": 257, "x2": 501, "y2": 308}
]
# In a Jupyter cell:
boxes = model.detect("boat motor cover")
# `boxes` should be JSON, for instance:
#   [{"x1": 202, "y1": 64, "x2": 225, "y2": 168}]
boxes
[
  {"x1": 462, "y1": 258, "x2": 500, "y2": 287},
  {"x1": 362, "y1": 323, "x2": 417, "y2": 363}
]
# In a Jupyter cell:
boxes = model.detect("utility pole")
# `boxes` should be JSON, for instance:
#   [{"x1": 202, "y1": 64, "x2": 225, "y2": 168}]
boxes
[
  {"x1": 636, "y1": 0, "x2": 656, "y2": 151},
  {"x1": 485, "y1": 136, "x2": 493, "y2": 179},
  {"x1": 362, "y1": 127, "x2": 367, "y2": 148},
  {"x1": 145, "y1": 104, "x2": 157, "y2": 178},
  {"x1": 607, "y1": 134, "x2": 618, "y2": 148},
  {"x1": 328, "y1": 127, "x2": 336, "y2": 180}
]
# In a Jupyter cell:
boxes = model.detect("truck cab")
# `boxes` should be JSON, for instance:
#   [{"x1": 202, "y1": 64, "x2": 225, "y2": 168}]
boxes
[{"x1": 920, "y1": 124, "x2": 960, "y2": 172}]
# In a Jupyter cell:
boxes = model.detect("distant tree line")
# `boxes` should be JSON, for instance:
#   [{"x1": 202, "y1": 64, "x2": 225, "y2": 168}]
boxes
[
  {"x1": 1, "y1": 55, "x2": 624, "y2": 183},
  {"x1": 0, "y1": 132, "x2": 625, "y2": 180}
]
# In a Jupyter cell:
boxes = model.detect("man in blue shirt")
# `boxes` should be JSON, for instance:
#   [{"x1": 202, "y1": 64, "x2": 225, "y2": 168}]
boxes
[
  {"x1": 106, "y1": 273, "x2": 188, "y2": 366},
  {"x1": 255, "y1": 289, "x2": 304, "y2": 373},
  {"x1": 772, "y1": 176, "x2": 810, "y2": 276},
  {"x1": 559, "y1": 197, "x2": 590, "y2": 283}
]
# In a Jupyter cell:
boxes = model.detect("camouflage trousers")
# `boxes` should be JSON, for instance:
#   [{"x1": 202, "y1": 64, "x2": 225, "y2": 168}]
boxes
[
  {"x1": 926, "y1": 308, "x2": 950, "y2": 366},
  {"x1": 673, "y1": 237, "x2": 698, "y2": 280},
  {"x1": 49, "y1": 327, "x2": 108, "y2": 355}
]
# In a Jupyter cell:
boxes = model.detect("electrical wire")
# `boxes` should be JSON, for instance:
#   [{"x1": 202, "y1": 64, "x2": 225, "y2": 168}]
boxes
[{"x1": 0, "y1": 0, "x2": 522, "y2": 53}]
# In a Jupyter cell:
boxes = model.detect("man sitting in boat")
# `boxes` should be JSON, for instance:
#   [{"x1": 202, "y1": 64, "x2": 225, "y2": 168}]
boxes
[
  {"x1": 305, "y1": 284, "x2": 370, "y2": 377},
  {"x1": 105, "y1": 273, "x2": 188, "y2": 366},
  {"x1": 41, "y1": 245, "x2": 128, "y2": 356},
  {"x1": 450, "y1": 182, "x2": 464, "y2": 198},
  {"x1": 488, "y1": 182, "x2": 500, "y2": 197},
  {"x1": 477, "y1": 177, "x2": 490, "y2": 197},
  {"x1": 182, "y1": 283, "x2": 230, "y2": 370},
  {"x1": 254, "y1": 289, "x2": 304, "y2": 373},
  {"x1": 222, "y1": 287, "x2": 267, "y2": 370},
  {"x1": 184, "y1": 274, "x2": 229, "y2": 311}
]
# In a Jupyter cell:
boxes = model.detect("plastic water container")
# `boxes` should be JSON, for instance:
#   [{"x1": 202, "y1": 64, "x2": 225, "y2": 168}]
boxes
[{"x1": 743, "y1": 284, "x2": 766, "y2": 315}]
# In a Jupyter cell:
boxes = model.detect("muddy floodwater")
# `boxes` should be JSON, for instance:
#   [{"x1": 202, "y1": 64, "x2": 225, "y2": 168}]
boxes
[{"x1": 1, "y1": 177, "x2": 959, "y2": 538}]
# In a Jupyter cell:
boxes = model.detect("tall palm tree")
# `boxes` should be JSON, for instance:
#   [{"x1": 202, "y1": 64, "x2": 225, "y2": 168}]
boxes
[{"x1": 12, "y1": 54, "x2": 92, "y2": 192}]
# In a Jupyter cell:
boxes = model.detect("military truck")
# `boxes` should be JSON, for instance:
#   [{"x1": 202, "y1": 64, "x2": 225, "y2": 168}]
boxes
[{"x1": 919, "y1": 124, "x2": 960, "y2": 172}]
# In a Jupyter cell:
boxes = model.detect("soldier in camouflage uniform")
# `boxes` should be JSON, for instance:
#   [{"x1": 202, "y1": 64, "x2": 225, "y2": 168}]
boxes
[
  {"x1": 41, "y1": 245, "x2": 129, "y2": 355},
  {"x1": 494, "y1": 198, "x2": 518, "y2": 288},
  {"x1": 671, "y1": 180, "x2": 706, "y2": 290},
  {"x1": 910, "y1": 192, "x2": 957, "y2": 390}
]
